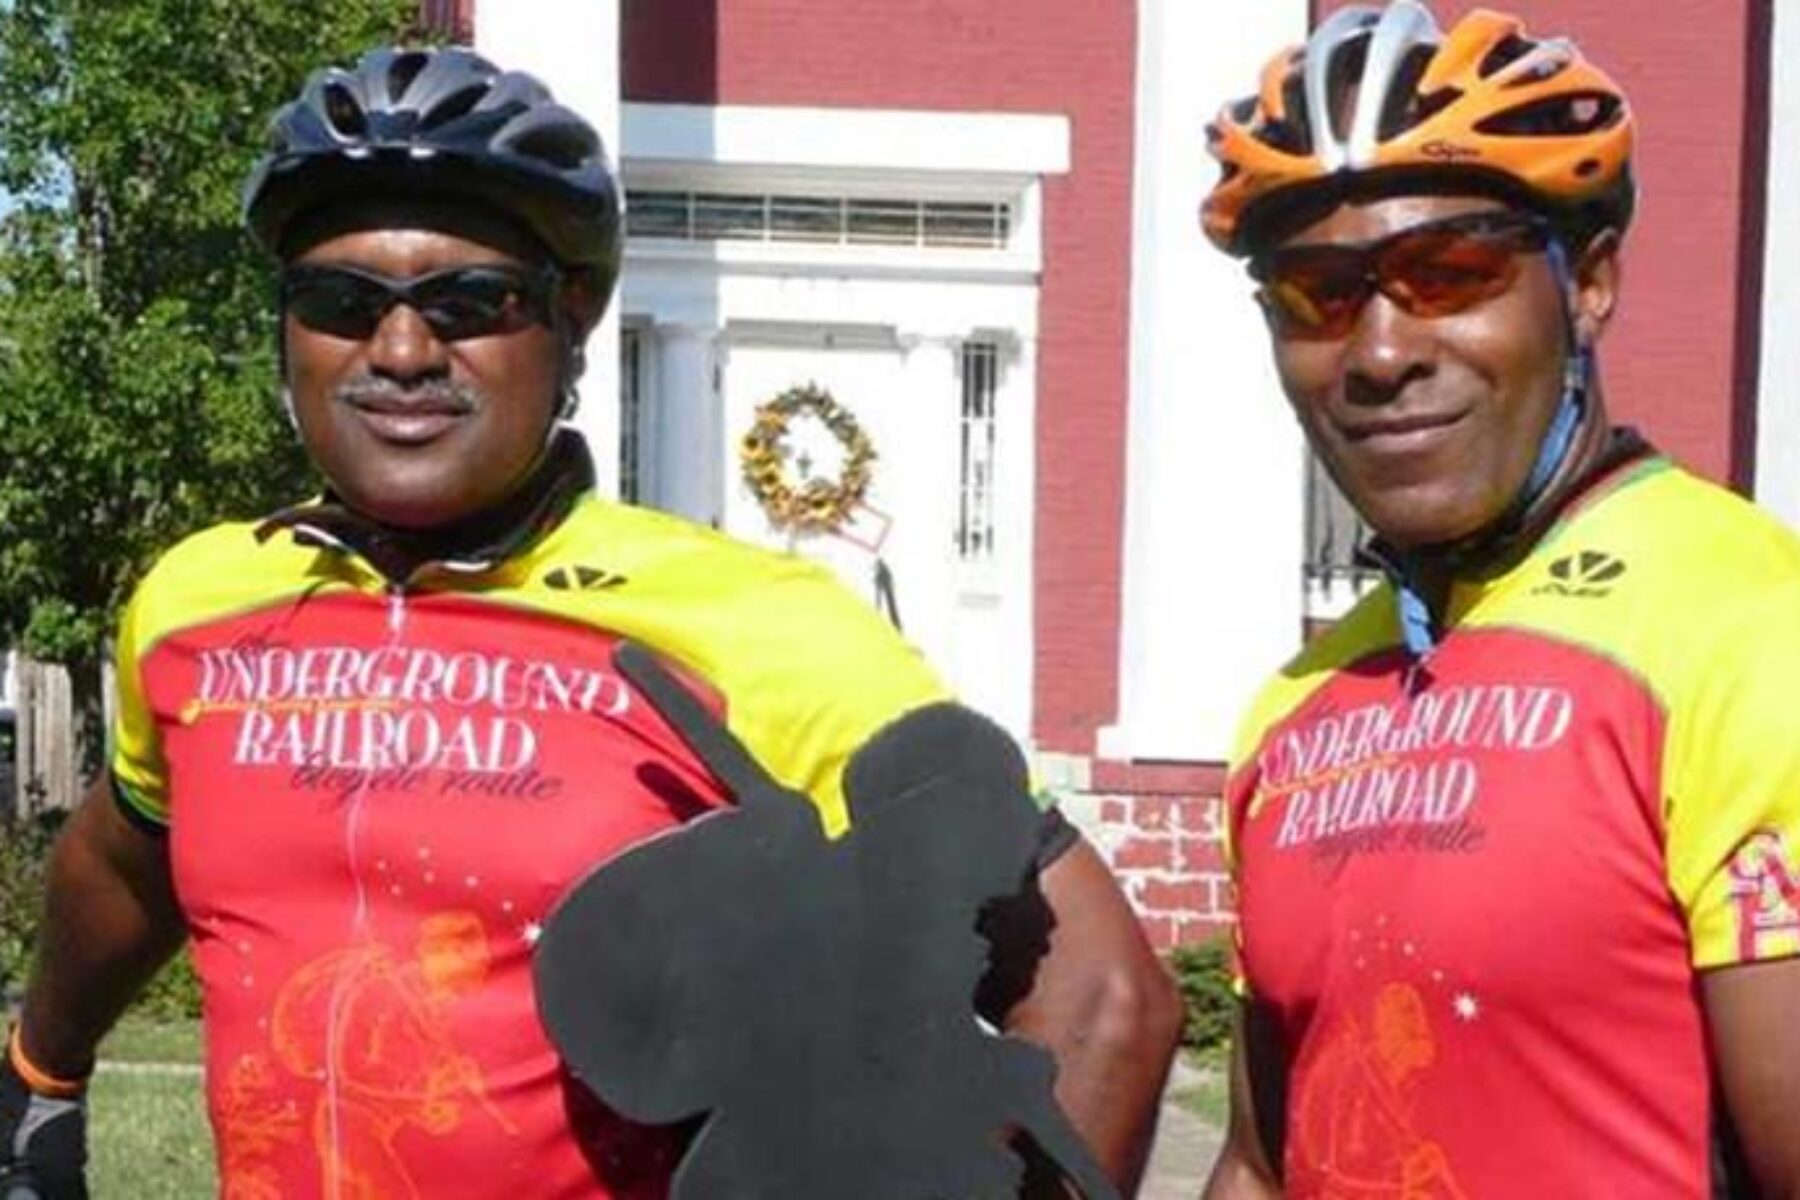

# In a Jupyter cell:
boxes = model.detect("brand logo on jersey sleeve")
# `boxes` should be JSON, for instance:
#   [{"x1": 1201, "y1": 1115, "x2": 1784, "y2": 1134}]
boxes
[
  {"x1": 543, "y1": 565, "x2": 628, "y2": 592},
  {"x1": 1534, "y1": 549, "x2": 1627, "y2": 599}
]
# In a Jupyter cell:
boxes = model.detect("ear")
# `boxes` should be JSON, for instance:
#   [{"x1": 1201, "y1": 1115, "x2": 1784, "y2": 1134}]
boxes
[{"x1": 1571, "y1": 228, "x2": 1622, "y2": 347}]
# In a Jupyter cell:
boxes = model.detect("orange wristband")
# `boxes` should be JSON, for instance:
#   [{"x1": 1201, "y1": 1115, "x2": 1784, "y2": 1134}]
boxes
[{"x1": 6, "y1": 1026, "x2": 87, "y2": 1099}]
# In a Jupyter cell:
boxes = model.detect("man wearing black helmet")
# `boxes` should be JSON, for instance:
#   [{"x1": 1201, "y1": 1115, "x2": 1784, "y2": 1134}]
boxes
[
  {"x1": 1203, "y1": 4, "x2": 1800, "y2": 1198},
  {"x1": 0, "y1": 47, "x2": 1180, "y2": 1199}
]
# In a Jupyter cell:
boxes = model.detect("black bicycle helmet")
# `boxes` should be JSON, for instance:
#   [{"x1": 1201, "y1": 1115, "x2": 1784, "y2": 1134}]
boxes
[{"x1": 244, "y1": 46, "x2": 622, "y2": 306}]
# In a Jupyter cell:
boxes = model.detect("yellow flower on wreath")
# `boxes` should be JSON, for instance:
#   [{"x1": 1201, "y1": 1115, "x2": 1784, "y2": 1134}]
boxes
[{"x1": 739, "y1": 383, "x2": 878, "y2": 535}]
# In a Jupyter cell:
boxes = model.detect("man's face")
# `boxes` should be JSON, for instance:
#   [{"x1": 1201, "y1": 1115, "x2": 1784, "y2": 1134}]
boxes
[
  {"x1": 1260, "y1": 194, "x2": 1576, "y2": 548},
  {"x1": 283, "y1": 203, "x2": 570, "y2": 530}
]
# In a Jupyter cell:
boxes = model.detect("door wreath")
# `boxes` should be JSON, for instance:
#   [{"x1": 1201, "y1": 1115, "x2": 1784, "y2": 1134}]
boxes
[{"x1": 739, "y1": 383, "x2": 877, "y2": 535}]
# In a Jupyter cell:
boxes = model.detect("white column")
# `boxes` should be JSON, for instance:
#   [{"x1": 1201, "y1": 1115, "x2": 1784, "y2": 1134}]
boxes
[
  {"x1": 475, "y1": 0, "x2": 623, "y2": 493},
  {"x1": 988, "y1": 333, "x2": 1037, "y2": 745},
  {"x1": 890, "y1": 334, "x2": 960, "y2": 660},
  {"x1": 1757, "y1": 3, "x2": 1800, "y2": 527},
  {"x1": 653, "y1": 326, "x2": 722, "y2": 525},
  {"x1": 1100, "y1": 0, "x2": 1311, "y2": 763}
]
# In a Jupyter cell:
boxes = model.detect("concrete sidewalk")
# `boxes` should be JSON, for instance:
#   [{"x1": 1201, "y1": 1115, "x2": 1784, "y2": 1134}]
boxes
[{"x1": 1137, "y1": 1061, "x2": 1224, "y2": 1200}]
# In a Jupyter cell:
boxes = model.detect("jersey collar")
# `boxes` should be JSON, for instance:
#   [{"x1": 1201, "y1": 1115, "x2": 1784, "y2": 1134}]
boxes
[
  {"x1": 254, "y1": 428, "x2": 596, "y2": 586},
  {"x1": 1358, "y1": 426, "x2": 1659, "y2": 658}
]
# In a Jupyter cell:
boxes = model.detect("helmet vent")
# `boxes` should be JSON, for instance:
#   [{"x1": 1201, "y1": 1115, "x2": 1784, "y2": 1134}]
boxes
[
  {"x1": 1478, "y1": 34, "x2": 1535, "y2": 78},
  {"x1": 424, "y1": 83, "x2": 486, "y2": 128},
  {"x1": 508, "y1": 124, "x2": 592, "y2": 171},
  {"x1": 322, "y1": 83, "x2": 367, "y2": 137},
  {"x1": 1374, "y1": 44, "x2": 1438, "y2": 140},
  {"x1": 1505, "y1": 47, "x2": 1572, "y2": 90},
  {"x1": 1276, "y1": 74, "x2": 1311, "y2": 154},
  {"x1": 1258, "y1": 119, "x2": 1307, "y2": 157},
  {"x1": 1567, "y1": 95, "x2": 1605, "y2": 126},
  {"x1": 1476, "y1": 92, "x2": 1623, "y2": 137},
  {"x1": 1409, "y1": 87, "x2": 1461, "y2": 129},
  {"x1": 386, "y1": 51, "x2": 430, "y2": 104},
  {"x1": 1324, "y1": 35, "x2": 1372, "y2": 145}
]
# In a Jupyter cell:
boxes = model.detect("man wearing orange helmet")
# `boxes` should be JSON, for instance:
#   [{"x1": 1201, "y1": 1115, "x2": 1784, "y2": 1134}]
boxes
[{"x1": 1202, "y1": 4, "x2": 1800, "y2": 1197}]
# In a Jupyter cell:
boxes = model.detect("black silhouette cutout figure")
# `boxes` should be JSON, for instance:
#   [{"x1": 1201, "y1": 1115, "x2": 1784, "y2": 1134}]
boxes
[{"x1": 534, "y1": 642, "x2": 1120, "y2": 1200}]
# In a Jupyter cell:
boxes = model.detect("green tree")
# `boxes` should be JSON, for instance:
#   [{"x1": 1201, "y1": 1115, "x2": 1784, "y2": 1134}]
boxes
[{"x1": 0, "y1": 0, "x2": 420, "y2": 697}]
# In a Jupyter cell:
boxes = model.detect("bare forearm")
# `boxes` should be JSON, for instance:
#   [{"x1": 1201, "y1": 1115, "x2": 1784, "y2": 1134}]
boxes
[
  {"x1": 18, "y1": 779, "x2": 185, "y2": 1078},
  {"x1": 1024, "y1": 970, "x2": 1182, "y2": 1190},
  {"x1": 1203, "y1": 1151, "x2": 1284, "y2": 1199},
  {"x1": 1006, "y1": 844, "x2": 1185, "y2": 1193},
  {"x1": 1203, "y1": 1004, "x2": 1285, "y2": 1199},
  {"x1": 1703, "y1": 959, "x2": 1800, "y2": 1198}
]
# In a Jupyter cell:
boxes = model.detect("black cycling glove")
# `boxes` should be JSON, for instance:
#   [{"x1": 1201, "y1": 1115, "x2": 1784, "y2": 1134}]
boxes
[{"x1": 0, "y1": 1030, "x2": 88, "y2": 1200}]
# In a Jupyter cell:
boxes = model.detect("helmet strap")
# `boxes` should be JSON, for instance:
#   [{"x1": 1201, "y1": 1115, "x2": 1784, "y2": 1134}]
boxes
[
  {"x1": 550, "y1": 298, "x2": 585, "y2": 431},
  {"x1": 274, "y1": 316, "x2": 302, "y2": 435},
  {"x1": 1516, "y1": 236, "x2": 1590, "y2": 503},
  {"x1": 1377, "y1": 234, "x2": 1595, "y2": 663}
]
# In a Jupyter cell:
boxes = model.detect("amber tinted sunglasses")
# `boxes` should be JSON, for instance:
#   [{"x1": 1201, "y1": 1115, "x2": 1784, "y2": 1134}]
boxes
[
  {"x1": 1249, "y1": 211, "x2": 1554, "y2": 341},
  {"x1": 280, "y1": 263, "x2": 558, "y2": 341}
]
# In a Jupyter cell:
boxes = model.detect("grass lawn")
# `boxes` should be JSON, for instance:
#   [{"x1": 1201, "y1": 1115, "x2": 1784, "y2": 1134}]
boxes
[
  {"x1": 83, "y1": 1017, "x2": 1227, "y2": 1193},
  {"x1": 90, "y1": 1016, "x2": 215, "y2": 1197},
  {"x1": 96, "y1": 1015, "x2": 204, "y2": 1065}
]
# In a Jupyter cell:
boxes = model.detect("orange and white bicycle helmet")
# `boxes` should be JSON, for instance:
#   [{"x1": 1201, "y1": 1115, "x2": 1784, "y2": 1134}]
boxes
[{"x1": 1203, "y1": 2, "x2": 1634, "y2": 256}]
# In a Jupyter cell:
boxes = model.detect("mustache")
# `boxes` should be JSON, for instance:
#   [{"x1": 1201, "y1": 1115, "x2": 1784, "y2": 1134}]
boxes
[{"x1": 333, "y1": 374, "x2": 484, "y2": 413}]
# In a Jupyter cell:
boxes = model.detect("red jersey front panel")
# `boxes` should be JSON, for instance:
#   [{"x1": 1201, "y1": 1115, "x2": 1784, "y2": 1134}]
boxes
[
  {"x1": 149, "y1": 592, "x2": 717, "y2": 1199},
  {"x1": 1232, "y1": 630, "x2": 1708, "y2": 1195}
]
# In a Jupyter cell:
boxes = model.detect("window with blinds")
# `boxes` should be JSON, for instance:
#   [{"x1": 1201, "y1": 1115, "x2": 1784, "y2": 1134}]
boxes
[
  {"x1": 957, "y1": 342, "x2": 1001, "y2": 561},
  {"x1": 627, "y1": 191, "x2": 1012, "y2": 251}
]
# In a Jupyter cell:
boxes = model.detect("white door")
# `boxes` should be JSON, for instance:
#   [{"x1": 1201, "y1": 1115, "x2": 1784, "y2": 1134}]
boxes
[{"x1": 719, "y1": 325, "x2": 964, "y2": 693}]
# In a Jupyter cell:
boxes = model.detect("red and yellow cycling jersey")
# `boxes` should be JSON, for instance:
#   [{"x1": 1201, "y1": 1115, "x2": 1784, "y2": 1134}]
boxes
[
  {"x1": 111, "y1": 480, "x2": 947, "y2": 1200},
  {"x1": 1227, "y1": 452, "x2": 1800, "y2": 1196}
]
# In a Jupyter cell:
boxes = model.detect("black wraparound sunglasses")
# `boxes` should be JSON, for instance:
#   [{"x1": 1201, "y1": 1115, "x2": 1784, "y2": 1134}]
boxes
[{"x1": 279, "y1": 262, "x2": 560, "y2": 342}]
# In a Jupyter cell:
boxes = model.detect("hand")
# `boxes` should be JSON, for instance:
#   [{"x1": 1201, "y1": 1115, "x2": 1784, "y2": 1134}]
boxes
[{"x1": 0, "y1": 1033, "x2": 87, "y2": 1200}]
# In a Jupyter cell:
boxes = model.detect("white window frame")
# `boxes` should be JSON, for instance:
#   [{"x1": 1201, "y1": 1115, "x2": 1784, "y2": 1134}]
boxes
[{"x1": 1757, "y1": 4, "x2": 1800, "y2": 527}]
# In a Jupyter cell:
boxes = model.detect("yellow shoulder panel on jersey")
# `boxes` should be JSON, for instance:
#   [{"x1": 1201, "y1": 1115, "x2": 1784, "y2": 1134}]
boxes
[
  {"x1": 1459, "y1": 462, "x2": 1800, "y2": 681},
  {"x1": 122, "y1": 520, "x2": 371, "y2": 655},
  {"x1": 417, "y1": 498, "x2": 951, "y2": 837},
  {"x1": 116, "y1": 499, "x2": 950, "y2": 836},
  {"x1": 112, "y1": 520, "x2": 376, "y2": 825},
  {"x1": 1222, "y1": 581, "x2": 1400, "y2": 900},
  {"x1": 1228, "y1": 584, "x2": 1401, "y2": 775},
  {"x1": 1460, "y1": 464, "x2": 1800, "y2": 967}
]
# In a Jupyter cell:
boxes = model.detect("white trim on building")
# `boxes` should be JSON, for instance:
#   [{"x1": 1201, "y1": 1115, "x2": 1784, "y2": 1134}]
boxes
[
  {"x1": 1100, "y1": 0, "x2": 1312, "y2": 763},
  {"x1": 623, "y1": 103, "x2": 1070, "y2": 178},
  {"x1": 1757, "y1": 1, "x2": 1800, "y2": 528}
]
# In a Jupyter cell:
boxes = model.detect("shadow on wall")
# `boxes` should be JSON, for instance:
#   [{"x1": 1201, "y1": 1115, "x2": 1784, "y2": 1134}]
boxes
[{"x1": 622, "y1": 0, "x2": 719, "y2": 103}]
